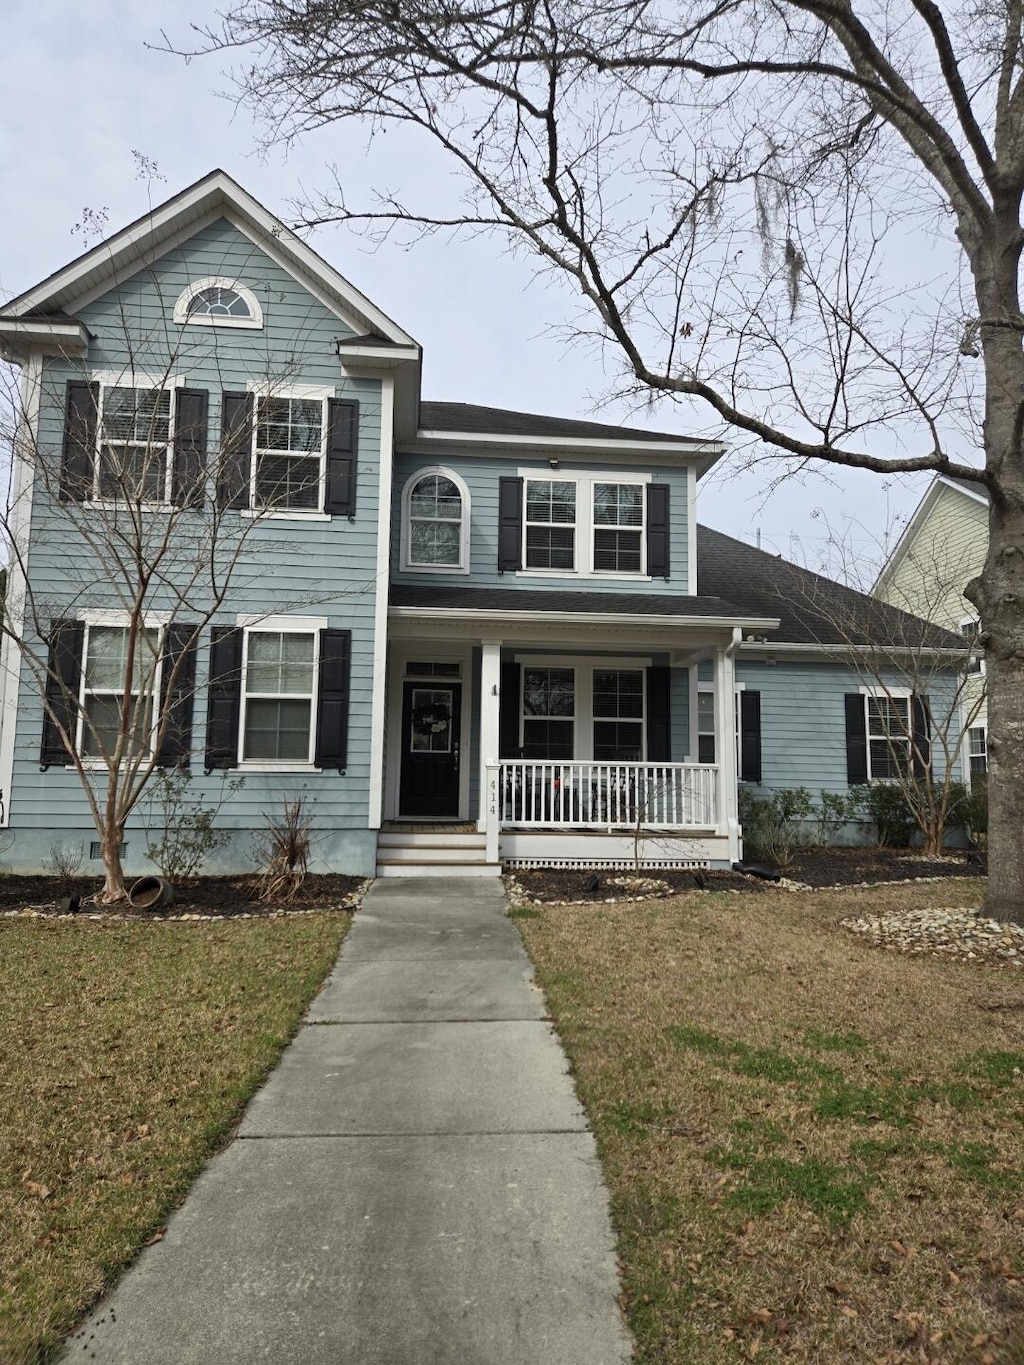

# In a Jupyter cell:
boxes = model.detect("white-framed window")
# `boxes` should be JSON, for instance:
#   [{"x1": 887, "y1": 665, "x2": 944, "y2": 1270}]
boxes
[
  {"x1": 240, "y1": 627, "x2": 319, "y2": 764},
  {"x1": 524, "y1": 479, "x2": 577, "y2": 570},
  {"x1": 960, "y1": 617, "x2": 985, "y2": 675},
  {"x1": 968, "y1": 725, "x2": 988, "y2": 778},
  {"x1": 696, "y1": 689, "x2": 716, "y2": 763},
  {"x1": 518, "y1": 469, "x2": 651, "y2": 577},
  {"x1": 521, "y1": 666, "x2": 575, "y2": 758},
  {"x1": 865, "y1": 691, "x2": 912, "y2": 781},
  {"x1": 78, "y1": 623, "x2": 162, "y2": 760},
  {"x1": 252, "y1": 395, "x2": 325, "y2": 512},
  {"x1": 593, "y1": 483, "x2": 645, "y2": 573},
  {"x1": 592, "y1": 669, "x2": 644, "y2": 761},
  {"x1": 173, "y1": 278, "x2": 263, "y2": 329},
  {"x1": 401, "y1": 468, "x2": 471, "y2": 572},
  {"x1": 97, "y1": 383, "x2": 175, "y2": 503}
]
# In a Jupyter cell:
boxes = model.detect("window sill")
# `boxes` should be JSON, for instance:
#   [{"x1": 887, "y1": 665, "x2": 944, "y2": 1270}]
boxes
[
  {"x1": 401, "y1": 562, "x2": 470, "y2": 575},
  {"x1": 237, "y1": 762, "x2": 322, "y2": 773},
  {"x1": 239, "y1": 510, "x2": 334, "y2": 522},
  {"x1": 84, "y1": 500, "x2": 177, "y2": 515},
  {"x1": 516, "y1": 568, "x2": 653, "y2": 581}
]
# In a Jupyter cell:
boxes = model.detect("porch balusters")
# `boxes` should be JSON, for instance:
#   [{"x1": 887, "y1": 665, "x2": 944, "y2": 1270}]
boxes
[{"x1": 498, "y1": 761, "x2": 718, "y2": 830}]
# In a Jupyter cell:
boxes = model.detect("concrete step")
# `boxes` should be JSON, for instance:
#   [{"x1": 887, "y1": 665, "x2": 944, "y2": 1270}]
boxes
[
  {"x1": 376, "y1": 844, "x2": 490, "y2": 865},
  {"x1": 378, "y1": 831, "x2": 486, "y2": 849},
  {"x1": 375, "y1": 860, "x2": 503, "y2": 878}
]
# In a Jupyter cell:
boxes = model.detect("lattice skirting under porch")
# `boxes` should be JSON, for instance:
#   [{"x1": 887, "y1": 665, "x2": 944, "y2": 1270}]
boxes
[{"x1": 503, "y1": 856, "x2": 713, "y2": 871}]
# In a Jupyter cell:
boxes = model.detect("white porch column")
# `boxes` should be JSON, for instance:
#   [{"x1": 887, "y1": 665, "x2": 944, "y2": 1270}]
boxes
[
  {"x1": 714, "y1": 633, "x2": 741, "y2": 862},
  {"x1": 478, "y1": 639, "x2": 502, "y2": 833}
]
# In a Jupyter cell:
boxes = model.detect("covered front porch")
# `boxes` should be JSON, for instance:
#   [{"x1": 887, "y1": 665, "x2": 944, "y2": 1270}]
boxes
[{"x1": 382, "y1": 595, "x2": 772, "y2": 871}]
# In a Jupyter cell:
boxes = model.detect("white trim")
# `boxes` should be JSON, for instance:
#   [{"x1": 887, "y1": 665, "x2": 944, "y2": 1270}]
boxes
[
  {"x1": 517, "y1": 659, "x2": 648, "y2": 762},
  {"x1": 858, "y1": 683, "x2": 912, "y2": 698},
  {"x1": 518, "y1": 468, "x2": 651, "y2": 579},
  {"x1": 93, "y1": 379, "x2": 179, "y2": 506},
  {"x1": 239, "y1": 510, "x2": 334, "y2": 523},
  {"x1": 959, "y1": 615, "x2": 986, "y2": 676},
  {"x1": 238, "y1": 623, "x2": 321, "y2": 769},
  {"x1": 687, "y1": 465, "x2": 698, "y2": 592},
  {"x1": 419, "y1": 430, "x2": 721, "y2": 457},
  {"x1": 390, "y1": 605, "x2": 779, "y2": 631},
  {"x1": 0, "y1": 353, "x2": 43, "y2": 825},
  {"x1": 369, "y1": 375, "x2": 396, "y2": 828},
  {"x1": 234, "y1": 613, "x2": 329, "y2": 631},
  {"x1": 75, "y1": 621, "x2": 163, "y2": 764},
  {"x1": 82, "y1": 608, "x2": 174, "y2": 627},
  {"x1": 90, "y1": 369, "x2": 185, "y2": 390},
  {"x1": 249, "y1": 390, "x2": 329, "y2": 515},
  {"x1": 173, "y1": 277, "x2": 264, "y2": 329},
  {"x1": 938, "y1": 472, "x2": 988, "y2": 506},
  {"x1": 478, "y1": 641, "x2": 502, "y2": 831},
  {"x1": 0, "y1": 318, "x2": 90, "y2": 359},
  {"x1": 400, "y1": 465, "x2": 471, "y2": 575},
  {"x1": 859, "y1": 687, "x2": 913, "y2": 783},
  {"x1": 514, "y1": 653, "x2": 653, "y2": 667},
  {"x1": 245, "y1": 380, "x2": 336, "y2": 400}
]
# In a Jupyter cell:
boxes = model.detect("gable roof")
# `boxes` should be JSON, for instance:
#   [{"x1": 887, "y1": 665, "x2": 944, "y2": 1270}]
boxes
[
  {"x1": 872, "y1": 471, "x2": 988, "y2": 596},
  {"x1": 0, "y1": 169, "x2": 418, "y2": 349},
  {"x1": 418, "y1": 401, "x2": 713, "y2": 447},
  {"x1": 696, "y1": 524, "x2": 963, "y2": 649}
]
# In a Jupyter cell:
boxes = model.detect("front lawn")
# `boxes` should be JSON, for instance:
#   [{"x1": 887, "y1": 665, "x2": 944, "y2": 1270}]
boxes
[
  {"x1": 515, "y1": 879, "x2": 1024, "y2": 1364},
  {"x1": 0, "y1": 913, "x2": 347, "y2": 1364}
]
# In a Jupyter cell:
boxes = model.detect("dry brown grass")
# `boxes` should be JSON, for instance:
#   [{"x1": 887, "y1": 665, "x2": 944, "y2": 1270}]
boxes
[
  {"x1": 515, "y1": 880, "x2": 1024, "y2": 1364},
  {"x1": 0, "y1": 913, "x2": 346, "y2": 1364}
]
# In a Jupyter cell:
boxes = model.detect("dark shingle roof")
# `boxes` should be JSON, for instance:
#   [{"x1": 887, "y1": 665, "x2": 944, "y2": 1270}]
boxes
[
  {"x1": 389, "y1": 583, "x2": 768, "y2": 621},
  {"x1": 417, "y1": 401, "x2": 708, "y2": 446},
  {"x1": 696, "y1": 525, "x2": 963, "y2": 648}
]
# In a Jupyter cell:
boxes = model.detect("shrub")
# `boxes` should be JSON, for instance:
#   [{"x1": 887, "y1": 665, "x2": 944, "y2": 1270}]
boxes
[
  {"x1": 961, "y1": 780, "x2": 988, "y2": 850},
  {"x1": 254, "y1": 797, "x2": 312, "y2": 902},
  {"x1": 812, "y1": 789, "x2": 865, "y2": 846},
  {"x1": 42, "y1": 840, "x2": 84, "y2": 888},
  {"x1": 739, "y1": 786, "x2": 814, "y2": 867},
  {"x1": 142, "y1": 769, "x2": 243, "y2": 880},
  {"x1": 863, "y1": 783, "x2": 916, "y2": 847}
]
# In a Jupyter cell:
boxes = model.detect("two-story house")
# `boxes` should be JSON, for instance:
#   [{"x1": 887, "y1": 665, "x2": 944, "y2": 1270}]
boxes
[
  {"x1": 0, "y1": 172, "x2": 966, "y2": 878},
  {"x1": 873, "y1": 474, "x2": 989, "y2": 781}
]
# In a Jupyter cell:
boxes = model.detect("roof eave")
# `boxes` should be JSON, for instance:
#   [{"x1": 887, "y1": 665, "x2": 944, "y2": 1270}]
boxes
[
  {"x1": 406, "y1": 428, "x2": 726, "y2": 465},
  {"x1": 0, "y1": 317, "x2": 90, "y2": 362},
  {"x1": 389, "y1": 604, "x2": 780, "y2": 631}
]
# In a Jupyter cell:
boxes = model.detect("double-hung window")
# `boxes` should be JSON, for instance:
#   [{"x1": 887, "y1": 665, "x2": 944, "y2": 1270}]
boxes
[
  {"x1": 593, "y1": 670, "x2": 644, "y2": 760},
  {"x1": 968, "y1": 725, "x2": 988, "y2": 778},
  {"x1": 98, "y1": 386, "x2": 173, "y2": 502},
  {"x1": 960, "y1": 617, "x2": 985, "y2": 675},
  {"x1": 593, "y1": 483, "x2": 644, "y2": 573},
  {"x1": 253, "y1": 397, "x2": 324, "y2": 512},
  {"x1": 866, "y1": 694, "x2": 911, "y2": 780},
  {"x1": 241, "y1": 630, "x2": 318, "y2": 762},
  {"x1": 521, "y1": 667, "x2": 575, "y2": 758},
  {"x1": 79, "y1": 624, "x2": 161, "y2": 759},
  {"x1": 403, "y1": 470, "x2": 469, "y2": 570},
  {"x1": 524, "y1": 481, "x2": 576, "y2": 570}
]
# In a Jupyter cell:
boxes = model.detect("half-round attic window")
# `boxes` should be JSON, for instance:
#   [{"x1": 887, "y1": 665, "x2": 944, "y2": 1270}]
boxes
[{"x1": 173, "y1": 278, "x2": 263, "y2": 329}]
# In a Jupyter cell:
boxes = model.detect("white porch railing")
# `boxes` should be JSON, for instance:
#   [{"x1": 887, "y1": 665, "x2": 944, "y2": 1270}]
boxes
[{"x1": 496, "y1": 761, "x2": 719, "y2": 830}]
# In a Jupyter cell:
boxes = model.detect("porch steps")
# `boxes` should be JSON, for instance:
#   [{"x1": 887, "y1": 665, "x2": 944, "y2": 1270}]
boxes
[{"x1": 375, "y1": 828, "x2": 502, "y2": 878}]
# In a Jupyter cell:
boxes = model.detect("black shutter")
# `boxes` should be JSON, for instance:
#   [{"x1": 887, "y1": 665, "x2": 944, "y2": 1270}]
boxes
[
  {"x1": 315, "y1": 628, "x2": 352, "y2": 770},
  {"x1": 59, "y1": 381, "x2": 98, "y2": 502},
  {"x1": 912, "y1": 695, "x2": 932, "y2": 779},
  {"x1": 646, "y1": 666, "x2": 672, "y2": 761},
  {"x1": 173, "y1": 389, "x2": 208, "y2": 508},
  {"x1": 499, "y1": 661, "x2": 521, "y2": 758},
  {"x1": 156, "y1": 624, "x2": 198, "y2": 767},
  {"x1": 324, "y1": 399, "x2": 359, "y2": 516},
  {"x1": 498, "y1": 477, "x2": 523, "y2": 572},
  {"x1": 218, "y1": 392, "x2": 253, "y2": 510},
  {"x1": 40, "y1": 619, "x2": 84, "y2": 767},
  {"x1": 646, "y1": 483, "x2": 670, "y2": 578},
  {"x1": 845, "y1": 693, "x2": 868, "y2": 785},
  {"x1": 739, "y1": 690, "x2": 762, "y2": 783},
  {"x1": 204, "y1": 627, "x2": 243, "y2": 770}
]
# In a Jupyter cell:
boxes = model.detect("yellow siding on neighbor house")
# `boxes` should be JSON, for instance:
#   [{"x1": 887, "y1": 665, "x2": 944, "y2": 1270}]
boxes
[{"x1": 878, "y1": 483, "x2": 988, "y2": 731}]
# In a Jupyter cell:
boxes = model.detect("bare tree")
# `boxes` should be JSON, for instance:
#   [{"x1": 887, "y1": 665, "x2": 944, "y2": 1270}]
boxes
[
  {"x1": 188, "y1": 0, "x2": 1024, "y2": 920},
  {"x1": 0, "y1": 341, "x2": 341, "y2": 903}
]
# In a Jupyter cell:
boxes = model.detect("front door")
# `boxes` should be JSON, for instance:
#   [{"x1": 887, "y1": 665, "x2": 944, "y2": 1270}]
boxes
[{"x1": 399, "y1": 681, "x2": 462, "y2": 817}]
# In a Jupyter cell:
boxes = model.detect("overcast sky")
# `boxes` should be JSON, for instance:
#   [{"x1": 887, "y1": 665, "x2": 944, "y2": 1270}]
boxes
[{"x1": 1, "y1": 0, "x2": 946, "y2": 574}]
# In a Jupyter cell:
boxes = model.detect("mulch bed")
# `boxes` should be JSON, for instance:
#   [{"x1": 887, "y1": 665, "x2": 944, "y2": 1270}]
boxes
[
  {"x1": 0, "y1": 872, "x2": 367, "y2": 919},
  {"x1": 511, "y1": 846, "x2": 986, "y2": 905}
]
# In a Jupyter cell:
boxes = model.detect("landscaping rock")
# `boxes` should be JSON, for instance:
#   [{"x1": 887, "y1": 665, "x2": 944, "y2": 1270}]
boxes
[{"x1": 840, "y1": 906, "x2": 1024, "y2": 967}]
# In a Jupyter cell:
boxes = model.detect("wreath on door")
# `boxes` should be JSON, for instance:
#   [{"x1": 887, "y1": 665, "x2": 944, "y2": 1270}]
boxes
[{"x1": 411, "y1": 702, "x2": 450, "y2": 735}]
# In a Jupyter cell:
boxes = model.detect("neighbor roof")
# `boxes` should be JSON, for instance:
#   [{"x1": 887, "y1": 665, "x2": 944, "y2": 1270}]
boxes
[{"x1": 697, "y1": 525, "x2": 964, "y2": 649}]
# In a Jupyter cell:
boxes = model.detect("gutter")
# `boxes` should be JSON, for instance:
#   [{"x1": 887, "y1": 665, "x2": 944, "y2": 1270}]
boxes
[{"x1": 389, "y1": 605, "x2": 782, "y2": 631}]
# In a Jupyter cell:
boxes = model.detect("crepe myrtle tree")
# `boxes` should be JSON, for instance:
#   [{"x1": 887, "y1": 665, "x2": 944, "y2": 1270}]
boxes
[
  {"x1": 0, "y1": 344, "x2": 337, "y2": 903},
  {"x1": 193, "y1": 0, "x2": 1024, "y2": 918}
]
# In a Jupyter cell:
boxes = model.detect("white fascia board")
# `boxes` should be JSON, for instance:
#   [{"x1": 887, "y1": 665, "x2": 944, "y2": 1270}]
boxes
[
  {"x1": 408, "y1": 429, "x2": 723, "y2": 463},
  {"x1": 389, "y1": 605, "x2": 780, "y2": 631},
  {"x1": 337, "y1": 344, "x2": 422, "y2": 368},
  {"x1": 0, "y1": 319, "x2": 89, "y2": 360},
  {"x1": 871, "y1": 478, "x2": 943, "y2": 595},
  {"x1": 937, "y1": 473, "x2": 989, "y2": 506},
  {"x1": 2, "y1": 170, "x2": 418, "y2": 349},
  {"x1": 738, "y1": 640, "x2": 965, "y2": 661}
]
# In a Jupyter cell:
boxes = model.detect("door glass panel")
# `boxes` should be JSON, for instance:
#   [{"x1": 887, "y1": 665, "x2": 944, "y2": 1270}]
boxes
[{"x1": 410, "y1": 688, "x2": 453, "y2": 752}]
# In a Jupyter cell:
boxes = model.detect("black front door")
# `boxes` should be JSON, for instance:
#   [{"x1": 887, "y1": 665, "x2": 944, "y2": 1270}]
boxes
[{"x1": 399, "y1": 681, "x2": 462, "y2": 817}]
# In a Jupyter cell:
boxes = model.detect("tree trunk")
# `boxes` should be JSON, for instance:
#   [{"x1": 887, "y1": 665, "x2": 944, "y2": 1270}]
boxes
[
  {"x1": 99, "y1": 826, "x2": 129, "y2": 903},
  {"x1": 977, "y1": 594, "x2": 1024, "y2": 927}
]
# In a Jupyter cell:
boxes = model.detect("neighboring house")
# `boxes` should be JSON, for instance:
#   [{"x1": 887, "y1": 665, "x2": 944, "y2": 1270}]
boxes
[
  {"x1": 873, "y1": 474, "x2": 989, "y2": 781},
  {"x1": 0, "y1": 171, "x2": 966, "y2": 878}
]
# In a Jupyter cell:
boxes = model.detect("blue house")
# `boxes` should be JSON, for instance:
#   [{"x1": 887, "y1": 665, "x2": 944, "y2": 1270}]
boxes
[{"x1": 0, "y1": 172, "x2": 966, "y2": 878}]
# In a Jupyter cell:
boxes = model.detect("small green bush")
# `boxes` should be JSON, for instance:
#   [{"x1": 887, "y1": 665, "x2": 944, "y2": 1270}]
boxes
[
  {"x1": 738, "y1": 786, "x2": 813, "y2": 867},
  {"x1": 813, "y1": 788, "x2": 865, "y2": 845},
  {"x1": 863, "y1": 783, "x2": 916, "y2": 847},
  {"x1": 961, "y1": 779, "x2": 988, "y2": 849}
]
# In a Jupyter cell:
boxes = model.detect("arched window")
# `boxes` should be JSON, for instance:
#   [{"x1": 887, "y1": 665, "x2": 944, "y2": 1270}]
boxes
[
  {"x1": 173, "y1": 278, "x2": 263, "y2": 329},
  {"x1": 402, "y1": 468, "x2": 470, "y2": 573}
]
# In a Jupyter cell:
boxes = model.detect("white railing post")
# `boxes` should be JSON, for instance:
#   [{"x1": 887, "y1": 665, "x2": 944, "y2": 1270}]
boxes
[
  {"x1": 478, "y1": 639, "x2": 502, "y2": 832},
  {"x1": 496, "y1": 760, "x2": 721, "y2": 833},
  {"x1": 485, "y1": 764, "x2": 500, "y2": 863}
]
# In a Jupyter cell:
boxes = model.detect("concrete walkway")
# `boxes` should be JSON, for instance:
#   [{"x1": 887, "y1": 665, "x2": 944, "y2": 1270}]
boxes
[{"x1": 63, "y1": 878, "x2": 632, "y2": 1364}]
